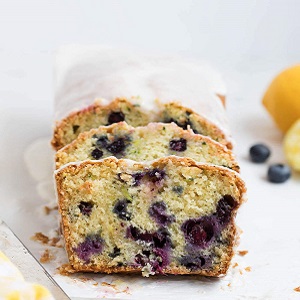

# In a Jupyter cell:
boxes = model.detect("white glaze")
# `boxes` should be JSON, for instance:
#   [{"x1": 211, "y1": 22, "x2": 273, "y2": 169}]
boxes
[{"x1": 54, "y1": 45, "x2": 230, "y2": 140}]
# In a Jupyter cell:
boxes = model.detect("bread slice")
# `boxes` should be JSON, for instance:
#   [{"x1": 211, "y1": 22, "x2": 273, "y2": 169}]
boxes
[
  {"x1": 55, "y1": 122, "x2": 239, "y2": 172},
  {"x1": 52, "y1": 98, "x2": 232, "y2": 151},
  {"x1": 55, "y1": 156, "x2": 246, "y2": 277}
]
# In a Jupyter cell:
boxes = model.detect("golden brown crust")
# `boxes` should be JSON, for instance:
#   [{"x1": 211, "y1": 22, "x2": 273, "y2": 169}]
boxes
[
  {"x1": 55, "y1": 156, "x2": 246, "y2": 277},
  {"x1": 163, "y1": 102, "x2": 232, "y2": 149},
  {"x1": 55, "y1": 122, "x2": 239, "y2": 172}
]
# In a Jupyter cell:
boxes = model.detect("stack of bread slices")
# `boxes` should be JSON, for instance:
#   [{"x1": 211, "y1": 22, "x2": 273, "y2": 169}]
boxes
[{"x1": 53, "y1": 47, "x2": 246, "y2": 277}]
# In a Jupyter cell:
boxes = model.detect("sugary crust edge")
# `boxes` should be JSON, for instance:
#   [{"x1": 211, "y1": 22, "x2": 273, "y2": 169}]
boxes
[
  {"x1": 52, "y1": 98, "x2": 232, "y2": 151},
  {"x1": 55, "y1": 156, "x2": 246, "y2": 277},
  {"x1": 163, "y1": 102, "x2": 232, "y2": 149},
  {"x1": 55, "y1": 121, "x2": 239, "y2": 172}
]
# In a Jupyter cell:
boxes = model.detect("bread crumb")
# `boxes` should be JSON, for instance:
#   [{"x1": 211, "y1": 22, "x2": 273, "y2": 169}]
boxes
[
  {"x1": 31, "y1": 232, "x2": 49, "y2": 244},
  {"x1": 244, "y1": 266, "x2": 251, "y2": 272},
  {"x1": 232, "y1": 262, "x2": 239, "y2": 268},
  {"x1": 238, "y1": 250, "x2": 248, "y2": 256},
  {"x1": 44, "y1": 205, "x2": 58, "y2": 215},
  {"x1": 93, "y1": 282, "x2": 99, "y2": 286},
  {"x1": 57, "y1": 263, "x2": 77, "y2": 276},
  {"x1": 239, "y1": 269, "x2": 243, "y2": 275},
  {"x1": 40, "y1": 249, "x2": 55, "y2": 263},
  {"x1": 31, "y1": 231, "x2": 63, "y2": 248},
  {"x1": 227, "y1": 283, "x2": 231, "y2": 287},
  {"x1": 294, "y1": 286, "x2": 300, "y2": 292}
]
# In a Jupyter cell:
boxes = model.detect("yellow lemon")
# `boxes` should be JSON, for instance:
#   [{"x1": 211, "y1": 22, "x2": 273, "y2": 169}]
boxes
[
  {"x1": 284, "y1": 118, "x2": 300, "y2": 171},
  {"x1": 262, "y1": 65, "x2": 300, "y2": 133}
]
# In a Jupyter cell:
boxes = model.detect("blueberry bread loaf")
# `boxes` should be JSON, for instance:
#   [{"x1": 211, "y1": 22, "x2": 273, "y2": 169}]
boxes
[
  {"x1": 52, "y1": 98, "x2": 232, "y2": 151},
  {"x1": 55, "y1": 122, "x2": 239, "y2": 172},
  {"x1": 55, "y1": 157, "x2": 246, "y2": 276}
]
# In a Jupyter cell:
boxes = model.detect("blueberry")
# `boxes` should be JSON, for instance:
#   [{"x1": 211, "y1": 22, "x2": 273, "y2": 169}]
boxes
[
  {"x1": 180, "y1": 255, "x2": 206, "y2": 270},
  {"x1": 147, "y1": 168, "x2": 166, "y2": 183},
  {"x1": 113, "y1": 199, "x2": 131, "y2": 220},
  {"x1": 131, "y1": 172, "x2": 144, "y2": 186},
  {"x1": 106, "y1": 138, "x2": 126, "y2": 154},
  {"x1": 91, "y1": 148, "x2": 103, "y2": 159},
  {"x1": 165, "y1": 118, "x2": 189, "y2": 130},
  {"x1": 152, "y1": 228, "x2": 172, "y2": 248},
  {"x1": 109, "y1": 247, "x2": 121, "y2": 258},
  {"x1": 215, "y1": 195, "x2": 237, "y2": 225},
  {"x1": 172, "y1": 186, "x2": 184, "y2": 194},
  {"x1": 169, "y1": 138, "x2": 187, "y2": 152},
  {"x1": 249, "y1": 144, "x2": 271, "y2": 163},
  {"x1": 74, "y1": 235, "x2": 104, "y2": 262},
  {"x1": 149, "y1": 201, "x2": 175, "y2": 226},
  {"x1": 181, "y1": 217, "x2": 215, "y2": 248},
  {"x1": 108, "y1": 111, "x2": 125, "y2": 124},
  {"x1": 95, "y1": 136, "x2": 109, "y2": 147},
  {"x1": 267, "y1": 164, "x2": 291, "y2": 183},
  {"x1": 72, "y1": 125, "x2": 80, "y2": 133},
  {"x1": 78, "y1": 201, "x2": 94, "y2": 216}
]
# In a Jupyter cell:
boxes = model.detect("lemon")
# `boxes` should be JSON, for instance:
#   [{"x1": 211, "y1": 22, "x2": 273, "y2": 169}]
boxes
[
  {"x1": 284, "y1": 119, "x2": 300, "y2": 171},
  {"x1": 262, "y1": 65, "x2": 300, "y2": 133}
]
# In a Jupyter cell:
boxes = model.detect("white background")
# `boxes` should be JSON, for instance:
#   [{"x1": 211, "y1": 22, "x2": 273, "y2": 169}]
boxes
[{"x1": 0, "y1": 1, "x2": 300, "y2": 299}]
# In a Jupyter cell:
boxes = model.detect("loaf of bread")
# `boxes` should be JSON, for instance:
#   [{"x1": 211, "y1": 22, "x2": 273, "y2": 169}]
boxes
[
  {"x1": 55, "y1": 157, "x2": 246, "y2": 277},
  {"x1": 55, "y1": 122, "x2": 239, "y2": 171}
]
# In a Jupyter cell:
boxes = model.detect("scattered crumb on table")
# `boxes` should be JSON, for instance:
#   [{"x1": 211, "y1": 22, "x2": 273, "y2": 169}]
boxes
[
  {"x1": 244, "y1": 266, "x2": 251, "y2": 272},
  {"x1": 31, "y1": 231, "x2": 63, "y2": 248},
  {"x1": 238, "y1": 250, "x2": 248, "y2": 256},
  {"x1": 40, "y1": 249, "x2": 55, "y2": 263},
  {"x1": 232, "y1": 262, "x2": 239, "y2": 268},
  {"x1": 294, "y1": 286, "x2": 300, "y2": 292},
  {"x1": 44, "y1": 205, "x2": 58, "y2": 215},
  {"x1": 31, "y1": 232, "x2": 49, "y2": 244}
]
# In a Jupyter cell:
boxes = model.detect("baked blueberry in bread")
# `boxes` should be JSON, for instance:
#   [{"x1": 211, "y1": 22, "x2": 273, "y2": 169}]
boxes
[
  {"x1": 52, "y1": 98, "x2": 232, "y2": 151},
  {"x1": 55, "y1": 156, "x2": 246, "y2": 277},
  {"x1": 55, "y1": 122, "x2": 239, "y2": 172}
]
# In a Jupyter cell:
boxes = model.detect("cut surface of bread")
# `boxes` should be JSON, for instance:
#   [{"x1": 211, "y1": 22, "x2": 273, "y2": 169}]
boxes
[
  {"x1": 52, "y1": 98, "x2": 232, "y2": 151},
  {"x1": 55, "y1": 122, "x2": 239, "y2": 172},
  {"x1": 55, "y1": 157, "x2": 246, "y2": 277}
]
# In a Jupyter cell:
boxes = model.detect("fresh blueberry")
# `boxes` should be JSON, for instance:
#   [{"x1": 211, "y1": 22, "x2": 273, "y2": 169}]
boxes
[
  {"x1": 106, "y1": 138, "x2": 126, "y2": 154},
  {"x1": 74, "y1": 235, "x2": 104, "y2": 262},
  {"x1": 169, "y1": 138, "x2": 187, "y2": 152},
  {"x1": 78, "y1": 201, "x2": 94, "y2": 216},
  {"x1": 149, "y1": 201, "x2": 175, "y2": 226},
  {"x1": 91, "y1": 148, "x2": 103, "y2": 159},
  {"x1": 215, "y1": 195, "x2": 237, "y2": 225},
  {"x1": 108, "y1": 111, "x2": 125, "y2": 125},
  {"x1": 267, "y1": 164, "x2": 291, "y2": 183},
  {"x1": 249, "y1": 144, "x2": 271, "y2": 163},
  {"x1": 113, "y1": 199, "x2": 131, "y2": 220}
]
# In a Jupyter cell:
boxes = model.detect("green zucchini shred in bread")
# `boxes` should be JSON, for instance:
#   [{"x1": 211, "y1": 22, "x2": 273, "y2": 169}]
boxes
[
  {"x1": 55, "y1": 122, "x2": 239, "y2": 172},
  {"x1": 55, "y1": 157, "x2": 246, "y2": 277}
]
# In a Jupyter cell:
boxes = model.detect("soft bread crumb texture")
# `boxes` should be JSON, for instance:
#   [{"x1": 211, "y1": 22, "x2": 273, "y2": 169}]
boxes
[
  {"x1": 55, "y1": 122, "x2": 239, "y2": 172},
  {"x1": 52, "y1": 98, "x2": 232, "y2": 150},
  {"x1": 55, "y1": 157, "x2": 245, "y2": 276}
]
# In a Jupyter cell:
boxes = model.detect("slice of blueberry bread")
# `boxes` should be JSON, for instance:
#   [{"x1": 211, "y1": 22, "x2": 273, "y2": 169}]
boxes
[
  {"x1": 55, "y1": 156, "x2": 246, "y2": 277},
  {"x1": 51, "y1": 98, "x2": 152, "y2": 150},
  {"x1": 55, "y1": 122, "x2": 239, "y2": 172},
  {"x1": 52, "y1": 98, "x2": 232, "y2": 151}
]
